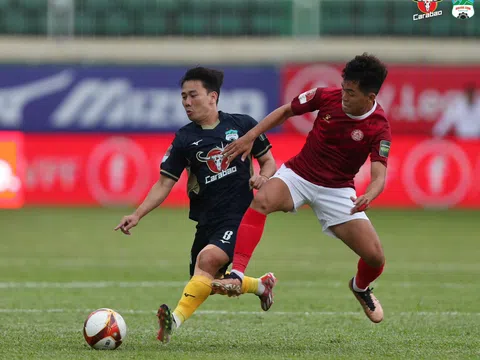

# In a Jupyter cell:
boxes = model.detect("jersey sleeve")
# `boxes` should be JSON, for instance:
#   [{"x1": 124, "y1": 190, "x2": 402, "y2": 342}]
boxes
[
  {"x1": 370, "y1": 123, "x2": 392, "y2": 167},
  {"x1": 160, "y1": 134, "x2": 187, "y2": 181},
  {"x1": 243, "y1": 115, "x2": 272, "y2": 158},
  {"x1": 290, "y1": 87, "x2": 324, "y2": 115}
]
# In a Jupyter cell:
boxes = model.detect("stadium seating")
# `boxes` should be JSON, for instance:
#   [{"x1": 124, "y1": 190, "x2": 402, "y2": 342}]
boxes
[{"x1": 0, "y1": 0, "x2": 477, "y2": 37}]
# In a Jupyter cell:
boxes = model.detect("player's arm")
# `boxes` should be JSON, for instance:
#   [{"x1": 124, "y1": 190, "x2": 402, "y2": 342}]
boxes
[
  {"x1": 246, "y1": 104, "x2": 294, "y2": 142},
  {"x1": 351, "y1": 127, "x2": 391, "y2": 215},
  {"x1": 224, "y1": 88, "x2": 322, "y2": 161},
  {"x1": 245, "y1": 117, "x2": 276, "y2": 189},
  {"x1": 115, "y1": 136, "x2": 187, "y2": 235},
  {"x1": 250, "y1": 150, "x2": 276, "y2": 189},
  {"x1": 223, "y1": 104, "x2": 293, "y2": 161},
  {"x1": 257, "y1": 150, "x2": 276, "y2": 178},
  {"x1": 350, "y1": 162, "x2": 387, "y2": 215},
  {"x1": 365, "y1": 161, "x2": 387, "y2": 200},
  {"x1": 114, "y1": 175, "x2": 177, "y2": 235},
  {"x1": 133, "y1": 175, "x2": 176, "y2": 219}
]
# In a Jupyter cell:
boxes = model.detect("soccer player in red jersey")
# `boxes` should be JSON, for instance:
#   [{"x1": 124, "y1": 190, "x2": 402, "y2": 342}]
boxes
[{"x1": 212, "y1": 53, "x2": 391, "y2": 323}]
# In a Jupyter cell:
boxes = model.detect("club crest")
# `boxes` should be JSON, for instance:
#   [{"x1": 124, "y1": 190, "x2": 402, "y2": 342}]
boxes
[{"x1": 225, "y1": 129, "x2": 239, "y2": 141}]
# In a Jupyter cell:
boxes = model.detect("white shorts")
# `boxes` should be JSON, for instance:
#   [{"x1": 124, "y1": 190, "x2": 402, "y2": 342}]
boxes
[{"x1": 272, "y1": 164, "x2": 369, "y2": 239}]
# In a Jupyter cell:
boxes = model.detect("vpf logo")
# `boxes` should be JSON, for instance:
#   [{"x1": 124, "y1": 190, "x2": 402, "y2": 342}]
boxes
[
  {"x1": 196, "y1": 146, "x2": 230, "y2": 174},
  {"x1": 413, "y1": 0, "x2": 442, "y2": 13}
]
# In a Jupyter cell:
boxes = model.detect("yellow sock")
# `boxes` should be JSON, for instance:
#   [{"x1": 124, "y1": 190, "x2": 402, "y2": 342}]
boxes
[
  {"x1": 241, "y1": 276, "x2": 259, "y2": 295},
  {"x1": 173, "y1": 275, "x2": 212, "y2": 324}
]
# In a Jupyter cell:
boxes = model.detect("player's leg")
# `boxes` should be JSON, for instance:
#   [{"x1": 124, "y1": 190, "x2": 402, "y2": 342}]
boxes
[
  {"x1": 245, "y1": 272, "x2": 277, "y2": 311},
  {"x1": 330, "y1": 219, "x2": 385, "y2": 323},
  {"x1": 232, "y1": 178, "x2": 294, "y2": 273},
  {"x1": 212, "y1": 164, "x2": 307, "y2": 294},
  {"x1": 209, "y1": 223, "x2": 278, "y2": 311},
  {"x1": 312, "y1": 186, "x2": 384, "y2": 323},
  {"x1": 157, "y1": 222, "x2": 277, "y2": 343},
  {"x1": 215, "y1": 270, "x2": 278, "y2": 312},
  {"x1": 158, "y1": 244, "x2": 227, "y2": 343},
  {"x1": 214, "y1": 270, "x2": 277, "y2": 310},
  {"x1": 157, "y1": 225, "x2": 219, "y2": 343}
]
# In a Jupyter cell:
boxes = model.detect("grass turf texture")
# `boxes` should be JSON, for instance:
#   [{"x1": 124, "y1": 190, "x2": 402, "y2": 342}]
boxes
[{"x1": 0, "y1": 207, "x2": 479, "y2": 359}]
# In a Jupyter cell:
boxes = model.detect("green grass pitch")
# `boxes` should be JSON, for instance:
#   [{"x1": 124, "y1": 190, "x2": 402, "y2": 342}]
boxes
[{"x1": 0, "y1": 207, "x2": 479, "y2": 359}]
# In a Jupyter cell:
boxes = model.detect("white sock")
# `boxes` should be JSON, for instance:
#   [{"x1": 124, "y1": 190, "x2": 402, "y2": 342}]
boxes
[
  {"x1": 255, "y1": 279, "x2": 266, "y2": 296},
  {"x1": 231, "y1": 270, "x2": 245, "y2": 281},
  {"x1": 353, "y1": 277, "x2": 368, "y2": 292},
  {"x1": 172, "y1": 312, "x2": 182, "y2": 329}
]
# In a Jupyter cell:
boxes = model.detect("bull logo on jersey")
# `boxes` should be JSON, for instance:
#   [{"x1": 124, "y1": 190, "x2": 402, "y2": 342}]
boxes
[
  {"x1": 196, "y1": 145, "x2": 238, "y2": 184},
  {"x1": 196, "y1": 146, "x2": 230, "y2": 174}
]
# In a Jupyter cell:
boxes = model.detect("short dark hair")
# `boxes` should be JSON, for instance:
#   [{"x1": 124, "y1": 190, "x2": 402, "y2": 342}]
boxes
[
  {"x1": 181, "y1": 67, "x2": 224, "y2": 103},
  {"x1": 342, "y1": 53, "x2": 388, "y2": 95}
]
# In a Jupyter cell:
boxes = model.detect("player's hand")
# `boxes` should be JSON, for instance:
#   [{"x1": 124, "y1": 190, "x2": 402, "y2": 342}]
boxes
[
  {"x1": 223, "y1": 134, "x2": 255, "y2": 162},
  {"x1": 350, "y1": 195, "x2": 371, "y2": 214},
  {"x1": 249, "y1": 174, "x2": 269, "y2": 190},
  {"x1": 114, "y1": 214, "x2": 140, "y2": 235}
]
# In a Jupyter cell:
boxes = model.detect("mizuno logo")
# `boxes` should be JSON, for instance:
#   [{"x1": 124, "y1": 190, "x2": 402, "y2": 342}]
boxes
[{"x1": 191, "y1": 140, "x2": 203, "y2": 146}]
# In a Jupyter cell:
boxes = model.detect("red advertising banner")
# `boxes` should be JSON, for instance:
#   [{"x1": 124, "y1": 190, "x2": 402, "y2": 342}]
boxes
[
  {"x1": 0, "y1": 131, "x2": 25, "y2": 208},
  {"x1": 354, "y1": 137, "x2": 480, "y2": 208},
  {"x1": 23, "y1": 134, "x2": 480, "y2": 208},
  {"x1": 282, "y1": 64, "x2": 480, "y2": 135}
]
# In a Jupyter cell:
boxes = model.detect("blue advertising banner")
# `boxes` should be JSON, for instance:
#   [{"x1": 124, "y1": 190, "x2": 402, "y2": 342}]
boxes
[{"x1": 0, "y1": 65, "x2": 279, "y2": 133}]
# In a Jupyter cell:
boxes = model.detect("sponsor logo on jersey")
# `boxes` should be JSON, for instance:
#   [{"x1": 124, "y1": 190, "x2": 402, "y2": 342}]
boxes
[
  {"x1": 412, "y1": 0, "x2": 443, "y2": 21},
  {"x1": 196, "y1": 145, "x2": 238, "y2": 184},
  {"x1": 379, "y1": 140, "x2": 391, "y2": 158},
  {"x1": 225, "y1": 129, "x2": 239, "y2": 141},
  {"x1": 452, "y1": 0, "x2": 474, "y2": 18},
  {"x1": 298, "y1": 88, "x2": 317, "y2": 104},
  {"x1": 351, "y1": 129, "x2": 364, "y2": 141}
]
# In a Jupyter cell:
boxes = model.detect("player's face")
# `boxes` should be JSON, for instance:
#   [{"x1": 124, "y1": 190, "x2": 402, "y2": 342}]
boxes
[
  {"x1": 341, "y1": 81, "x2": 375, "y2": 116},
  {"x1": 181, "y1": 80, "x2": 218, "y2": 122}
]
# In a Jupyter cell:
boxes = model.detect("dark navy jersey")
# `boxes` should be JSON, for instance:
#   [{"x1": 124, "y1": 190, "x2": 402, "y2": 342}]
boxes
[{"x1": 160, "y1": 111, "x2": 272, "y2": 225}]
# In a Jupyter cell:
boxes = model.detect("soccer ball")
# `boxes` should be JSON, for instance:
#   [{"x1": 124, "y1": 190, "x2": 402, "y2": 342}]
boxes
[{"x1": 83, "y1": 308, "x2": 127, "y2": 350}]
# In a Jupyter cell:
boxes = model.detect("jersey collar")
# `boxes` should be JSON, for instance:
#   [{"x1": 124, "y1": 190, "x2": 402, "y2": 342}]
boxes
[
  {"x1": 345, "y1": 101, "x2": 377, "y2": 120},
  {"x1": 198, "y1": 111, "x2": 223, "y2": 130}
]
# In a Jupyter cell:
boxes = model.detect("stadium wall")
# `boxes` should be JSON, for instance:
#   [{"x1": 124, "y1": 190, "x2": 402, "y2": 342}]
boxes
[{"x1": 0, "y1": 37, "x2": 479, "y2": 64}]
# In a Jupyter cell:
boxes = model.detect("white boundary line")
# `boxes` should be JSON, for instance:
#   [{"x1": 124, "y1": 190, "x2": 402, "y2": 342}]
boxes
[
  {"x1": 0, "y1": 308, "x2": 479, "y2": 316},
  {"x1": 0, "y1": 280, "x2": 478, "y2": 289}
]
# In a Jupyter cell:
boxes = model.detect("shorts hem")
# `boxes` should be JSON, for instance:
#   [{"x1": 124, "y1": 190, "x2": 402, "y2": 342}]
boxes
[
  {"x1": 270, "y1": 173, "x2": 299, "y2": 213},
  {"x1": 322, "y1": 213, "x2": 369, "y2": 233}
]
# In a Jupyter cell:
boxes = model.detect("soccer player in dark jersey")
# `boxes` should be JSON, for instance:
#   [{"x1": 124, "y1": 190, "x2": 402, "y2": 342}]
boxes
[
  {"x1": 114, "y1": 67, "x2": 277, "y2": 343},
  {"x1": 212, "y1": 53, "x2": 391, "y2": 324}
]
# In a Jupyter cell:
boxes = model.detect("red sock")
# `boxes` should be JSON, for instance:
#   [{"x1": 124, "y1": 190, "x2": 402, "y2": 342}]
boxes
[
  {"x1": 232, "y1": 207, "x2": 267, "y2": 274},
  {"x1": 354, "y1": 258, "x2": 385, "y2": 289}
]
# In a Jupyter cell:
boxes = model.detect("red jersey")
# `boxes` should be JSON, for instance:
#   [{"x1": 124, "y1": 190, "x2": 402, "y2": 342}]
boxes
[{"x1": 285, "y1": 87, "x2": 392, "y2": 189}]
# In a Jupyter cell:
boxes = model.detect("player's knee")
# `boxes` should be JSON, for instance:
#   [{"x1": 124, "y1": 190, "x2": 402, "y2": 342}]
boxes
[
  {"x1": 251, "y1": 191, "x2": 273, "y2": 214},
  {"x1": 196, "y1": 248, "x2": 227, "y2": 275},
  {"x1": 364, "y1": 245, "x2": 385, "y2": 268}
]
